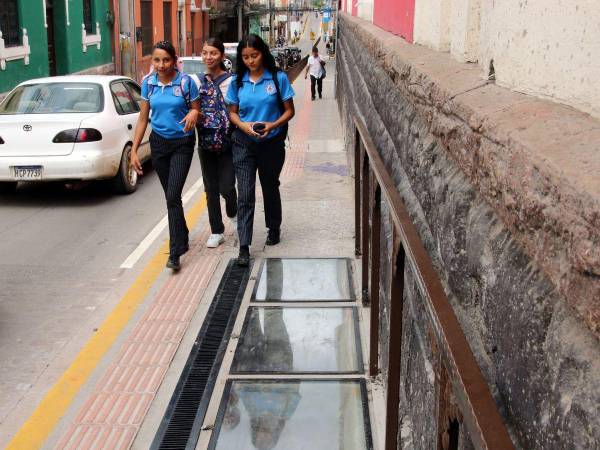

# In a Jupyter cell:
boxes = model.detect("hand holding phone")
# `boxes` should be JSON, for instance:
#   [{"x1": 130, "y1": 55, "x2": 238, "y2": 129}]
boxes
[{"x1": 252, "y1": 122, "x2": 267, "y2": 134}]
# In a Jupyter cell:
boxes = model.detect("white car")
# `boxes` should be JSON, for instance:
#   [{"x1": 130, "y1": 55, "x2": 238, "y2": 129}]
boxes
[
  {"x1": 179, "y1": 55, "x2": 233, "y2": 76},
  {"x1": 0, "y1": 75, "x2": 151, "y2": 194}
]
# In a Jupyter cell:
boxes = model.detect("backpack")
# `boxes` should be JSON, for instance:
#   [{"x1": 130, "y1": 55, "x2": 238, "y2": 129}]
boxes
[
  {"x1": 146, "y1": 73, "x2": 193, "y2": 109},
  {"x1": 271, "y1": 70, "x2": 288, "y2": 138},
  {"x1": 193, "y1": 72, "x2": 232, "y2": 152}
]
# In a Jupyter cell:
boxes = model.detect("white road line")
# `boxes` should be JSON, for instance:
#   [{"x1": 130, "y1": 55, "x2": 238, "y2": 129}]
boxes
[{"x1": 120, "y1": 179, "x2": 204, "y2": 269}]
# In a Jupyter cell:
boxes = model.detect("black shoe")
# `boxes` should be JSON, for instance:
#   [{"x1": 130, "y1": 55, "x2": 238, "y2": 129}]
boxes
[
  {"x1": 311, "y1": 97, "x2": 315, "y2": 101},
  {"x1": 319, "y1": 94, "x2": 322, "y2": 99},
  {"x1": 266, "y1": 229, "x2": 280, "y2": 246},
  {"x1": 237, "y1": 246, "x2": 250, "y2": 267},
  {"x1": 166, "y1": 255, "x2": 181, "y2": 271}
]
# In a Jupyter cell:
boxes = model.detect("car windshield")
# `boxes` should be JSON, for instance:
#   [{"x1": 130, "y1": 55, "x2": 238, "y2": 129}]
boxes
[
  {"x1": 181, "y1": 60, "x2": 207, "y2": 74},
  {"x1": 0, "y1": 82, "x2": 103, "y2": 114}
]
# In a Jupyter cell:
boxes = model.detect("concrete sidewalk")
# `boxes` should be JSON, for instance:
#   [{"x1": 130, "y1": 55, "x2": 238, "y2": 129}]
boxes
[{"x1": 41, "y1": 50, "x2": 368, "y2": 449}]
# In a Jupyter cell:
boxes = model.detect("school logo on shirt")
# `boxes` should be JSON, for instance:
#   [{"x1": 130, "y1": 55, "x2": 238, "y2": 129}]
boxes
[
  {"x1": 265, "y1": 82, "x2": 277, "y2": 95},
  {"x1": 173, "y1": 86, "x2": 182, "y2": 96}
]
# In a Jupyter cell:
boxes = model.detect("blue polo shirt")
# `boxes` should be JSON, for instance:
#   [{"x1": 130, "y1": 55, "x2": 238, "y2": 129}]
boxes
[
  {"x1": 225, "y1": 70, "x2": 294, "y2": 140},
  {"x1": 141, "y1": 71, "x2": 200, "y2": 139}
]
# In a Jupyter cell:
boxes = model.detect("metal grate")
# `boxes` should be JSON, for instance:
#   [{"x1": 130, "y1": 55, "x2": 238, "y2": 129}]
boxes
[{"x1": 151, "y1": 259, "x2": 252, "y2": 450}]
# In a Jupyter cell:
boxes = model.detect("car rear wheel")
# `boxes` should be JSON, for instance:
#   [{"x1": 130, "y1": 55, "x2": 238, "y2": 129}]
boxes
[
  {"x1": 0, "y1": 182, "x2": 18, "y2": 194},
  {"x1": 112, "y1": 144, "x2": 138, "y2": 194}
]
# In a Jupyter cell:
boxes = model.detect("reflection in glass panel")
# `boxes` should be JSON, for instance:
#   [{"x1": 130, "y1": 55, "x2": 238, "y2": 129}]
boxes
[
  {"x1": 211, "y1": 381, "x2": 371, "y2": 450},
  {"x1": 232, "y1": 307, "x2": 361, "y2": 373},
  {"x1": 253, "y1": 258, "x2": 354, "y2": 301}
]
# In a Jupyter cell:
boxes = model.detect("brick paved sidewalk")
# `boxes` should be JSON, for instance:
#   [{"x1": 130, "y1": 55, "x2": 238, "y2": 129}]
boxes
[{"x1": 46, "y1": 54, "x2": 359, "y2": 450}]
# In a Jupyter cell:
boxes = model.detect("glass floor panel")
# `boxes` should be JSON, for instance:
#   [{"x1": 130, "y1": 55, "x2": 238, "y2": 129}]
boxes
[
  {"x1": 252, "y1": 258, "x2": 355, "y2": 301},
  {"x1": 209, "y1": 380, "x2": 372, "y2": 450},
  {"x1": 232, "y1": 307, "x2": 362, "y2": 374}
]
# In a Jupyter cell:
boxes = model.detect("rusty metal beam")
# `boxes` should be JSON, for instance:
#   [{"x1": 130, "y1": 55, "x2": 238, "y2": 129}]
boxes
[
  {"x1": 384, "y1": 235, "x2": 405, "y2": 450},
  {"x1": 354, "y1": 115, "x2": 515, "y2": 450},
  {"x1": 369, "y1": 182, "x2": 381, "y2": 376},
  {"x1": 361, "y1": 152, "x2": 370, "y2": 306},
  {"x1": 354, "y1": 129, "x2": 362, "y2": 257}
]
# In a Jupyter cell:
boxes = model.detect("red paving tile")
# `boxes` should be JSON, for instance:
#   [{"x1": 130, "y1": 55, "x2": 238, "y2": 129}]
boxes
[{"x1": 54, "y1": 229, "x2": 220, "y2": 449}]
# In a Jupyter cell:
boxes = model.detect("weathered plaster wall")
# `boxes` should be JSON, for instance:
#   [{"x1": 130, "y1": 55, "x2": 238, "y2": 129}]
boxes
[
  {"x1": 478, "y1": 0, "x2": 600, "y2": 118},
  {"x1": 337, "y1": 12, "x2": 600, "y2": 449},
  {"x1": 413, "y1": 0, "x2": 450, "y2": 51},
  {"x1": 449, "y1": 0, "x2": 480, "y2": 62}
]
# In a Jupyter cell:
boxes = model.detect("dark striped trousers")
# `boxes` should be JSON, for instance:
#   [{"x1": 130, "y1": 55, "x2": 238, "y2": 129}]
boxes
[
  {"x1": 231, "y1": 130, "x2": 286, "y2": 247},
  {"x1": 150, "y1": 131, "x2": 195, "y2": 257}
]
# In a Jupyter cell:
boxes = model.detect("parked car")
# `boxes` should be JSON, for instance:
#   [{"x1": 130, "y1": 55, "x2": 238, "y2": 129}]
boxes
[
  {"x1": 271, "y1": 49, "x2": 287, "y2": 70},
  {"x1": 0, "y1": 75, "x2": 151, "y2": 194},
  {"x1": 180, "y1": 55, "x2": 233, "y2": 75},
  {"x1": 223, "y1": 43, "x2": 238, "y2": 71}
]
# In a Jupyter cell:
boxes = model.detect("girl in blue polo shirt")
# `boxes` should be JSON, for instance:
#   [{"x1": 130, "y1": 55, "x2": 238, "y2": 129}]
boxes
[
  {"x1": 226, "y1": 34, "x2": 295, "y2": 267},
  {"x1": 130, "y1": 41, "x2": 200, "y2": 271}
]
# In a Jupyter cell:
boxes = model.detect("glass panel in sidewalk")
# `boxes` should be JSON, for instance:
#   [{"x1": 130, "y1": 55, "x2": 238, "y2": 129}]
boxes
[
  {"x1": 209, "y1": 380, "x2": 372, "y2": 450},
  {"x1": 232, "y1": 307, "x2": 362, "y2": 374},
  {"x1": 252, "y1": 258, "x2": 355, "y2": 301}
]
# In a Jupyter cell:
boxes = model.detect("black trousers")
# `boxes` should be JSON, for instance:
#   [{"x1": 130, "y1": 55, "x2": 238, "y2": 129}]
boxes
[
  {"x1": 231, "y1": 130, "x2": 286, "y2": 247},
  {"x1": 310, "y1": 75, "x2": 323, "y2": 98},
  {"x1": 198, "y1": 147, "x2": 237, "y2": 234},
  {"x1": 150, "y1": 132, "x2": 195, "y2": 257}
]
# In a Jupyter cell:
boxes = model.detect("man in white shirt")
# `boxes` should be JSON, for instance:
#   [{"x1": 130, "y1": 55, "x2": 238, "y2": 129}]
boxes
[{"x1": 304, "y1": 47, "x2": 325, "y2": 101}]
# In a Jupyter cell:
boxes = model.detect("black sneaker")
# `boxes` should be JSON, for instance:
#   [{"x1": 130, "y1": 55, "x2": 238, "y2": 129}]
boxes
[
  {"x1": 266, "y1": 229, "x2": 280, "y2": 246},
  {"x1": 311, "y1": 97, "x2": 315, "y2": 101},
  {"x1": 319, "y1": 94, "x2": 322, "y2": 99},
  {"x1": 166, "y1": 255, "x2": 181, "y2": 271},
  {"x1": 237, "y1": 246, "x2": 250, "y2": 267}
]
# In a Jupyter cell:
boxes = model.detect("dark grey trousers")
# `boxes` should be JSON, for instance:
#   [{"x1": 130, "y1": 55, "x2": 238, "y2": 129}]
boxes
[
  {"x1": 150, "y1": 132, "x2": 195, "y2": 257},
  {"x1": 231, "y1": 130, "x2": 286, "y2": 247},
  {"x1": 198, "y1": 147, "x2": 237, "y2": 234},
  {"x1": 310, "y1": 75, "x2": 323, "y2": 98}
]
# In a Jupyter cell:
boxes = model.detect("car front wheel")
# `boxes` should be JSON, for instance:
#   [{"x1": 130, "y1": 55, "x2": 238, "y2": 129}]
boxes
[{"x1": 112, "y1": 144, "x2": 138, "y2": 194}]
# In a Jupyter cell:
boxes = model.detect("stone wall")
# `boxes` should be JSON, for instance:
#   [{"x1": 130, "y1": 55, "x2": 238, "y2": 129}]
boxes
[{"x1": 337, "y1": 13, "x2": 600, "y2": 449}]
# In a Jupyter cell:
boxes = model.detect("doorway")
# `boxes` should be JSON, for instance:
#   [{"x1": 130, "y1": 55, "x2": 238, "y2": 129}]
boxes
[{"x1": 46, "y1": 0, "x2": 57, "y2": 76}]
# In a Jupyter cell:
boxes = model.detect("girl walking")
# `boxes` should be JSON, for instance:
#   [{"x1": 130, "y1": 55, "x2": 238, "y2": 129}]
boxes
[
  {"x1": 225, "y1": 34, "x2": 295, "y2": 266},
  {"x1": 131, "y1": 41, "x2": 200, "y2": 271},
  {"x1": 192, "y1": 38, "x2": 238, "y2": 248}
]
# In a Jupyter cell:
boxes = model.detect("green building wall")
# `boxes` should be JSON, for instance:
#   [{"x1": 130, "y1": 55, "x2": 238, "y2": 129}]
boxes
[
  {"x1": 0, "y1": 2, "x2": 49, "y2": 94},
  {"x1": 0, "y1": 0, "x2": 113, "y2": 94},
  {"x1": 53, "y1": 0, "x2": 113, "y2": 75}
]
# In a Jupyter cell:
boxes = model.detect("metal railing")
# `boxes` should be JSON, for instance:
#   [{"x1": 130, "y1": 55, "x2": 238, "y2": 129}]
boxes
[{"x1": 353, "y1": 115, "x2": 515, "y2": 450}]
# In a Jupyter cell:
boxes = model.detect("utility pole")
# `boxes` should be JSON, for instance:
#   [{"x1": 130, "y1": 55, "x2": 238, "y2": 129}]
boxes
[
  {"x1": 269, "y1": 0, "x2": 274, "y2": 45},
  {"x1": 237, "y1": 1, "x2": 243, "y2": 40}
]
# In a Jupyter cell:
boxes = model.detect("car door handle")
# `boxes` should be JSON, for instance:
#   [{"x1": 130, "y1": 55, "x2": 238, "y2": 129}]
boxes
[{"x1": 127, "y1": 124, "x2": 132, "y2": 130}]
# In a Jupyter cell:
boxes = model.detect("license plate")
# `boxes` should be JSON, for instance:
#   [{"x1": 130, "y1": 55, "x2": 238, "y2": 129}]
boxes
[{"x1": 12, "y1": 166, "x2": 43, "y2": 180}]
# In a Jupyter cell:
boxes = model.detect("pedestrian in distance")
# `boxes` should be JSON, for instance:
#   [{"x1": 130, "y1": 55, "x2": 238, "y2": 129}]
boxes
[
  {"x1": 305, "y1": 46, "x2": 325, "y2": 100},
  {"x1": 225, "y1": 34, "x2": 296, "y2": 267},
  {"x1": 190, "y1": 37, "x2": 238, "y2": 249},
  {"x1": 130, "y1": 41, "x2": 201, "y2": 271}
]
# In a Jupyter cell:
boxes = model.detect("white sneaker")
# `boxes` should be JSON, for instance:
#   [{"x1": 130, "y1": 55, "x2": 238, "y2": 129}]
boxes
[{"x1": 206, "y1": 234, "x2": 225, "y2": 248}]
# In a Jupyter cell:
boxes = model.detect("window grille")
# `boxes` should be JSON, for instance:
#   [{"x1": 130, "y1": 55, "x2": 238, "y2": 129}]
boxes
[{"x1": 0, "y1": 0, "x2": 21, "y2": 47}]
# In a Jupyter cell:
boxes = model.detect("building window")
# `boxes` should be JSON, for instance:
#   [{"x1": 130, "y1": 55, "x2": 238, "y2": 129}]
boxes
[
  {"x1": 163, "y1": 1, "x2": 173, "y2": 43},
  {"x1": 83, "y1": 0, "x2": 95, "y2": 34},
  {"x1": 0, "y1": 0, "x2": 21, "y2": 47},
  {"x1": 141, "y1": 0, "x2": 153, "y2": 56}
]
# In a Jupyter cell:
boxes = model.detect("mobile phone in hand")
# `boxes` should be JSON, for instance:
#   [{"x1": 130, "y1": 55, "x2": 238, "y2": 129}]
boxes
[{"x1": 252, "y1": 123, "x2": 266, "y2": 134}]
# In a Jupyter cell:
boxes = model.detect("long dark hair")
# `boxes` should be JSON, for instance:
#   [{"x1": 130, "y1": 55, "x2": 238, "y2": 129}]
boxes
[
  {"x1": 152, "y1": 40, "x2": 177, "y2": 60},
  {"x1": 235, "y1": 34, "x2": 278, "y2": 88},
  {"x1": 204, "y1": 37, "x2": 227, "y2": 71}
]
